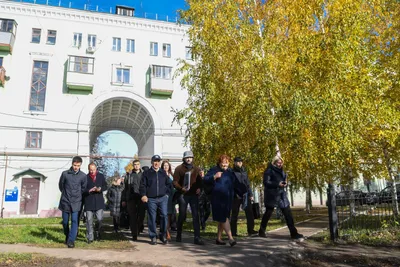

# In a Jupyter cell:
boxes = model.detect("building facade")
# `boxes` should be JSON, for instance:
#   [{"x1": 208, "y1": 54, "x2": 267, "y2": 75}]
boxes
[{"x1": 0, "y1": 1, "x2": 191, "y2": 217}]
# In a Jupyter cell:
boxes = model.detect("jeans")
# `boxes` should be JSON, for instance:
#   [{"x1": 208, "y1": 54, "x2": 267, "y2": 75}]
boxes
[
  {"x1": 147, "y1": 195, "x2": 168, "y2": 239},
  {"x1": 62, "y1": 211, "x2": 79, "y2": 243},
  {"x1": 85, "y1": 209, "x2": 103, "y2": 241},
  {"x1": 127, "y1": 197, "x2": 145, "y2": 237},
  {"x1": 177, "y1": 195, "x2": 201, "y2": 239},
  {"x1": 260, "y1": 206, "x2": 298, "y2": 236},
  {"x1": 231, "y1": 196, "x2": 255, "y2": 235}
]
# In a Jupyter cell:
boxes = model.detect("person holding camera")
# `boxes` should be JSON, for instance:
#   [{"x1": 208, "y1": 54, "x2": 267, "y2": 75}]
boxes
[{"x1": 258, "y1": 156, "x2": 304, "y2": 240}]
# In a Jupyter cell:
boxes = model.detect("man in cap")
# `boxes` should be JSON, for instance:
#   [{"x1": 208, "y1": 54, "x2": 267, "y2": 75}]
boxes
[
  {"x1": 230, "y1": 157, "x2": 257, "y2": 236},
  {"x1": 140, "y1": 155, "x2": 172, "y2": 245},
  {"x1": 173, "y1": 151, "x2": 204, "y2": 245}
]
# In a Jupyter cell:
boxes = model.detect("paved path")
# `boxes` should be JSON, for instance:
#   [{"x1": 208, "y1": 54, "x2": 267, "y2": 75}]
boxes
[{"x1": 0, "y1": 216, "x2": 329, "y2": 267}]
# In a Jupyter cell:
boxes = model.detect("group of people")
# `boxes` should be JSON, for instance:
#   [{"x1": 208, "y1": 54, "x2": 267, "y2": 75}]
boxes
[{"x1": 58, "y1": 152, "x2": 303, "y2": 248}]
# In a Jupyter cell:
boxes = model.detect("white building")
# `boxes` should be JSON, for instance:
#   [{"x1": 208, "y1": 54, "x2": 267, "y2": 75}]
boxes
[{"x1": 0, "y1": 1, "x2": 192, "y2": 217}]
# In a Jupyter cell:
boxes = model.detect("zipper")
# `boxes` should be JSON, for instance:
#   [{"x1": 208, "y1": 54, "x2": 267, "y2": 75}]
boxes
[{"x1": 156, "y1": 170, "x2": 159, "y2": 197}]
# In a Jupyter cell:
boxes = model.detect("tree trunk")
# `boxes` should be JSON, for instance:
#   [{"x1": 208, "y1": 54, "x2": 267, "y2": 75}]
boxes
[
  {"x1": 383, "y1": 147, "x2": 399, "y2": 216},
  {"x1": 305, "y1": 173, "x2": 311, "y2": 214},
  {"x1": 319, "y1": 187, "x2": 323, "y2": 206}
]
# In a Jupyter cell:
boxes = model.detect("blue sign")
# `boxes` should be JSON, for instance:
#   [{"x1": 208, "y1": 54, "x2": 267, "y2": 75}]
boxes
[{"x1": 5, "y1": 187, "x2": 18, "y2": 202}]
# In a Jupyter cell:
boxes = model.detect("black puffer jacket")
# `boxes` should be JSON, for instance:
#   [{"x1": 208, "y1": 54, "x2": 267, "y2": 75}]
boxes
[
  {"x1": 58, "y1": 168, "x2": 87, "y2": 212},
  {"x1": 233, "y1": 166, "x2": 253, "y2": 199},
  {"x1": 263, "y1": 163, "x2": 290, "y2": 208}
]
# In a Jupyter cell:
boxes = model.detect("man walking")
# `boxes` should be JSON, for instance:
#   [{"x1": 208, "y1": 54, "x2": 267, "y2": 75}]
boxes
[
  {"x1": 83, "y1": 162, "x2": 107, "y2": 243},
  {"x1": 230, "y1": 157, "x2": 257, "y2": 236},
  {"x1": 122, "y1": 159, "x2": 145, "y2": 241},
  {"x1": 58, "y1": 156, "x2": 87, "y2": 248},
  {"x1": 140, "y1": 155, "x2": 171, "y2": 245},
  {"x1": 173, "y1": 151, "x2": 204, "y2": 245}
]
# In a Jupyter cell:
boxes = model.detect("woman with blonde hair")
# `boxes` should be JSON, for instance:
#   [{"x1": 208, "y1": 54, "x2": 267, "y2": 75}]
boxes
[{"x1": 204, "y1": 154, "x2": 247, "y2": 247}]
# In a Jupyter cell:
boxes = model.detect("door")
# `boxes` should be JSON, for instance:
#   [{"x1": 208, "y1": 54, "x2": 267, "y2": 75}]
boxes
[{"x1": 20, "y1": 178, "x2": 40, "y2": 215}]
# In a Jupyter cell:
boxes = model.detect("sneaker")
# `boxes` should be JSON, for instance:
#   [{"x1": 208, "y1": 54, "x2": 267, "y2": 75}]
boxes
[
  {"x1": 291, "y1": 233, "x2": 304, "y2": 240},
  {"x1": 228, "y1": 239, "x2": 237, "y2": 247},
  {"x1": 150, "y1": 238, "x2": 157, "y2": 245},
  {"x1": 160, "y1": 237, "x2": 169, "y2": 245},
  {"x1": 194, "y1": 237, "x2": 205, "y2": 245},
  {"x1": 67, "y1": 242, "x2": 75, "y2": 248},
  {"x1": 176, "y1": 233, "x2": 182, "y2": 242},
  {"x1": 258, "y1": 229, "x2": 267, "y2": 238}
]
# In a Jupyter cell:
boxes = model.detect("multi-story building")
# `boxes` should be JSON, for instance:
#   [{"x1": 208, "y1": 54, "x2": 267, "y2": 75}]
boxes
[{"x1": 0, "y1": 1, "x2": 192, "y2": 217}]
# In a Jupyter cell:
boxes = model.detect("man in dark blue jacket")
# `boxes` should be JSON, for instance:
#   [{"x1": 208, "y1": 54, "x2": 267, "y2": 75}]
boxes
[
  {"x1": 230, "y1": 157, "x2": 257, "y2": 236},
  {"x1": 83, "y1": 162, "x2": 107, "y2": 243},
  {"x1": 140, "y1": 155, "x2": 172, "y2": 245},
  {"x1": 58, "y1": 156, "x2": 87, "y2": 248}
]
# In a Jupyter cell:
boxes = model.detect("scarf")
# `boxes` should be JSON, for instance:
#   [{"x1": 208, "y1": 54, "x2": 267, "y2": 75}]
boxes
[
  {"x1": 183, "y1": 161, "x2": 193, "y2": 170},
  {"x1": 89, "y1": 172, "x2": 97, "y2": 182}
]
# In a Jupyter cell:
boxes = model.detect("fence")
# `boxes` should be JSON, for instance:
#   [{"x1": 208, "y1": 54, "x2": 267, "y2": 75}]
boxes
[
  {"x1": 327, "y1": 183, "x2": 400, "y2": 241},
  {"x1": 10, "y1": 0, "x2": 182, "y2": 23}
]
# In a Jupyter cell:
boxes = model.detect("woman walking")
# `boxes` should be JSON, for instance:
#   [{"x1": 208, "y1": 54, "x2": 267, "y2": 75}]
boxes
[
  {"x1": 106, "y1": 176, "x2": 124, "y2": 234},
  {"x1": 162, "y1": 160, "x2": 176, "y2": 241}
]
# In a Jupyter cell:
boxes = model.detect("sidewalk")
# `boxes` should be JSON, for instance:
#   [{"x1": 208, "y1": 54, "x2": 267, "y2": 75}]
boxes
[{"x1": 0, "y1": 217, "x2": 330, "y2": 267}]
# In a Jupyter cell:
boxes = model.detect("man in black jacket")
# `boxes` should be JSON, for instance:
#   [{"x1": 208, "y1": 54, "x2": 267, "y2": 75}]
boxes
[
  {"x1": 230, "y1": 157, "x2": 257, "y2": 236},
  {"x1": 140, "y1": 155, "x2": 171, "y2": 245},
  {"x1": 58, "y1": 156, "x2": 87, "y2": 248},
  {"x1": 258, "y1": 156, "x2": 304, "y2": 240},
  {"x1": 122, "y1": 159, "x2": 145, "y2": 241},
  {"x1": 83, "y1": 162, "x2": 107, "y2": 243}
]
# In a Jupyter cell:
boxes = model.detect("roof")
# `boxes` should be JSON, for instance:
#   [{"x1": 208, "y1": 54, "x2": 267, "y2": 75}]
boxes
[{"x1": 12, "y1": 169, "x2": 47, "y2": 180}]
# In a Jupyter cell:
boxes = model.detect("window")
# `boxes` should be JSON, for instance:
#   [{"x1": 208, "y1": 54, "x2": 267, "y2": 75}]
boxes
[
  {"x1": 29, "y1": 61, "x2": 49, "y2": 112},
  {"x1": 162, "y1": 43, "x2": 171, "y2": 58},
  {"x1": 150, "y1": 42, "x2": 158, "y2": 56},
  {"x1": 152, "y1": 65, "x2": 172, "y2": 79},
  {"x1": 0, "y1": 19, "x2": 14, "y2": 32},
  {"x1": 112, "y1": 37, "x2": 121, "y2": 51},
  {"x1": 88, "y1": 34, "x2": 96, "y2": 48},
  {"x1": 73, "y1": 33, "x2": 82, "y2": 47},
  {"x1": 47, "y1": 30, "x2": 57, "y2": 45},
  {"x1": 68, "y1": 56, "x2": 94, "y2": 74},
  {"x1": 25, "y1": 131, "x2": 42, "y2": 149},
  {"x1": 31, "y1": 29, "x2": 41, "y2": 44},
  {"x1": 185, "y1": 46, "x2": 192, "y2": 60},
  {"x1": 126, "y1": 39, "x2": 135, "y2": 53},
  {"x1": 116, "y1": 7, "x2": 134, "y2": 16},
  {"x1": 116, "y1": 68, "x2": 130, "y2": 83}
]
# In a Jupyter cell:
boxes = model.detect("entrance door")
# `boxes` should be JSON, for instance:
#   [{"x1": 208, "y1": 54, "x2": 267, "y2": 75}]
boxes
[{"x1": 20, "y1": 178, "x2": 40, "y2": 215}]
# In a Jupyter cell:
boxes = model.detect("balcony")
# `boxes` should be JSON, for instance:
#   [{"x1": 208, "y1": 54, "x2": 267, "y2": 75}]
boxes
[
  {"x1": 0, "y1": 19, "x2": 17, "y2": 54},
  {"x1": 66, "y1": 56, "x2": 95, "y2": 94},
  {"x1": 149, "y1": 65, "x2": 173, "y2": 97},
  {"x1": 0, "y1": 66, "x2": 5, "y2": 87}
]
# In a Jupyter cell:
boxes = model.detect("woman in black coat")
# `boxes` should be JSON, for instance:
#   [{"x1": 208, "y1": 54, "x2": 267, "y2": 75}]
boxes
[{"x1": 258, "y1": 156, "x2": 303, "y2": 240}]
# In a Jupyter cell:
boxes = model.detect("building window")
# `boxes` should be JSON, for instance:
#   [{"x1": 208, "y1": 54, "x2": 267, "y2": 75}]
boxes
[
  {"x1": 116, "y1": 6, "x2": 134, "y2": 16},
  {"x1": 112, "y1": 37, "x2": 121, "y2": 51},
  {"x1": 47, "y1": 30, "x2": 57, "y2": 45},
  {"x1": 152, "y1": 65, "x2": 172, "y2": 79},
  {"x1": 116, "y1": 68, "x2": 131, "y2": 84},
  {"x1": 0, "y1": 19, "x2": 14, "y2": 32},
  {"x1": 126, "y1": 39, "x2": 135, "y2": 53},
  {"x1": 150, "y1": 42, "x2": 158, "y2": 56},
  {"x1": 162, "y1": 43, "x2": 171, "y2": 58},
  {"x1": 88, "y1": 34, "x2": 96, "y2": 48},
  {"x1": 25, "y1": 131, "x2": 42, "y2": 149},
  {"x1": 29, "y1": 61, "x2": 48, "y2": 112},
  {"x1": 31, "y1": 28, "x2": 41, "y2": 44},
  {"x1": 185, "y1": 46, "x2": 192, "y2": 60},
  {"x1": 73, "y1": 33, "x2": 82, "y2": 47},
  {"x1": 68, "y1": 56, "x2": 94, "y2": 74}
]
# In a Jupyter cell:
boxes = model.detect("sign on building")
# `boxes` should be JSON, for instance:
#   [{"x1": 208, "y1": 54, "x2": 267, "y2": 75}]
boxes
[{"x1": 5, "y1": 187, "x2": 18, "y2": 202}]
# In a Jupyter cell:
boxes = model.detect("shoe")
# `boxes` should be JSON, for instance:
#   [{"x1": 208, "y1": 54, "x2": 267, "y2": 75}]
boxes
[
  {"x1": 132, "y1": 236, "x2": 137, "y2": 241},
  {"x1": 258, "y1": 229, "x2": 267, "y2": 238},
  {"x1": 194, "y1": 238, "x2": 205, "y2": 245},
  {"x1": 248, "y1": 230, "x2": 258, "y2": 236},
  {"x1": 150, "y1": 238, "x2": 157, "y2": 245},
  {"x1": 160, "y1": 236, "x2": 169, "y2": 245},
  {"x1": 291, "y1": 233, "x2": 304, "y2": 240},
  {"x1": 229, "y1": 239, "x2": 237, "y2": 247},
  {"x1": 64, "y1": 237, "x2": 68, "y2": 245},
  {"x1": 176, "y1": 233, "x2": 182, "y2": 242},
  {"x1": 67, "y1": 242, "x2": 75, "y2": 248},
  {"x1": 87, "y1": 240, "x2": 93, "y2": 244},
  {"x1": 215, "y1": 239, "x2": 226, "y2": 245}
]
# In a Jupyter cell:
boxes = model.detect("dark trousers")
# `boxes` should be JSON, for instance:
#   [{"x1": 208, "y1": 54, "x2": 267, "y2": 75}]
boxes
[
  {"x1": 230, "y1": 196, "x2": 255, "y2": 235},
  {"x1": 260, "y1": 206, "x2": 298, "y2": 236},
  {"x1": 62, "y1": 211, "x2": 79, "y2": 243},
  {"x1": 177, "y1": 195, "x2": 201, "y2": 239},
  {"x1": 199, "y1": 192, "x2": 211, "y2": 229},
  {"x1": 113, "y1": 216, "x2": 120, "y2": 230},
  {"x1": 147, "y1": 195, "x2": 168, "y2": 239},
  {"x1": 127, "y1": 197, "x2": 145, "y2": 237}
]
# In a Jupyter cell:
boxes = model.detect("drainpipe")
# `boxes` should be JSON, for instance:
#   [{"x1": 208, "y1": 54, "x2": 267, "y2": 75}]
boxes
[{"x1": 1, "y1": 155, "x2": 8, "y2": 218}]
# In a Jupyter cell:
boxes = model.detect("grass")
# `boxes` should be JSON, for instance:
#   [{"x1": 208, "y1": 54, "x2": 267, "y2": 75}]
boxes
[
  {"x1": 0, "y1": 253, "x2": 56, "y2": 266},
  {"x1": 0, "y1": 217, "x2": 133, "y2": 250},
  {"x1": 0, "y1": 217, "x2": 62, "y2": 226}
]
